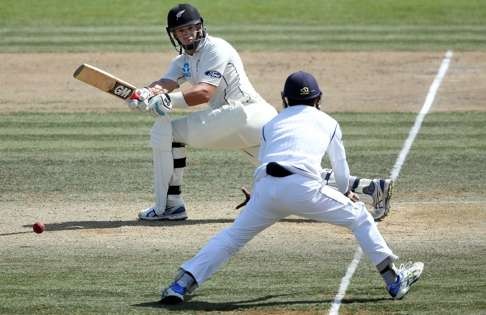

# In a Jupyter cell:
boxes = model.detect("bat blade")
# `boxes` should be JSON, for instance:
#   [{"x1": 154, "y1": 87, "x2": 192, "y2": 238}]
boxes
[{"x1": 73, "y1": 64, "x2": 137, "y2": 100}]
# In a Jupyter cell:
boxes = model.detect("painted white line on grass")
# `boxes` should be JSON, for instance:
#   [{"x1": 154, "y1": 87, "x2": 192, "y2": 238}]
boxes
[
  {"x1": 328, "y1": 247, "x2": 363, "y2": 315},
  {"x1": 328, "y1": 50, "x2": 453, "y2": 315},
  {"x1": 390, "y1": 50, "x2": 454, "y2": 181}
]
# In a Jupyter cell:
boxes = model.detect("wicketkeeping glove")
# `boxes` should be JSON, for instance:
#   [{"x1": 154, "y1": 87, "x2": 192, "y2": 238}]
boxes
[
  {"x1": 126, "y1": 88, "x2": 152, "y2": 110},
  {"x1": 146, "y1": 93, "x2": 173, "y2": 116}
]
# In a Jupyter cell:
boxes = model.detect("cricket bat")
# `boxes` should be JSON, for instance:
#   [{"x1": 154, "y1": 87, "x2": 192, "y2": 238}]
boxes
[{"x1": 73, "y1": 63, "x2": 137, "y2": 100}]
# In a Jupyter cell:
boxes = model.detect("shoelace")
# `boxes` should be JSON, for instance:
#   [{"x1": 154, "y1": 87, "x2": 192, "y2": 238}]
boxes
[
  {"x1": 373, "y1": 181, "x2": 385, "y2": 207},
  {"x1": 398, "y1": 261, "x2": 414, "y2": 271}
]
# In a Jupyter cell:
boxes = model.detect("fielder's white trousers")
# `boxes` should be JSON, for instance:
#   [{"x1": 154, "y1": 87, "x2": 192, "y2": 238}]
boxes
[{"x1": 181, "y1": 173, "x2": 397, "y2": 285}]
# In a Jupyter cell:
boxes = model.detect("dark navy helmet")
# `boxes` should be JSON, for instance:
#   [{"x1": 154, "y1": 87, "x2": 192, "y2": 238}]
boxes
[
  {"x1": 282, "y1": 71, "x2": 322, "y2": 101},
  {"x1": 167, "y1": 3, "x2": 202, "y2": 31},
  {"x1": 166, "y1": 4, "x2": 206, "y2": 53}
]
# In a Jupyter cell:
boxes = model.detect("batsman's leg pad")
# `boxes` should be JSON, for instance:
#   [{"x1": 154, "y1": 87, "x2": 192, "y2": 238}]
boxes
[
  {"x1": 150, "y1": 117, "x2": 173, "y2": 211},
  {"x1": 169, "y1": 142, "x2": 186, "y2": 188},
  {"x1": 150, "y1": 116, "x2": 172, "y2": 148},
  {"x1": 167, "y1": 142, "x2": 186, "y2": 210}
]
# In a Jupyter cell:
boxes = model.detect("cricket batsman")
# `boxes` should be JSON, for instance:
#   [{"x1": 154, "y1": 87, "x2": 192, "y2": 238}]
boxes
[{"x1": 127, "y1": 3, "x2": 393, "y2": 222}]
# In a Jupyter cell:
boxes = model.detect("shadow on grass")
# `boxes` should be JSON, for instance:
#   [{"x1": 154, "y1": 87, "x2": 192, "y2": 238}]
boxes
[
  {"x1": 3, "y1": 218, "x2": 319, "y2": 236},
  {"x1": 133, "y1": 294, "x2": 389, "y2": 311}
]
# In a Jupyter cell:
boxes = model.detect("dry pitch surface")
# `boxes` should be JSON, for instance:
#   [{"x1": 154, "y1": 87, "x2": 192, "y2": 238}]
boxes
[{"x1": 1, "y1": 52, "x2": 485, "y2": 309}]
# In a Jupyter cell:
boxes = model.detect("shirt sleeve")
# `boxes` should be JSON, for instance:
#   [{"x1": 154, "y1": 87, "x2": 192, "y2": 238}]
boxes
[
  {"x1": 162, "y1": 56, "x2": 186, "y2": 85},
  {"x1": 326, "y1": 123, "x2": 350, "y2": 194},
  {"x1": 198, "y1": 44, "x2": 229, "y2": 87}
]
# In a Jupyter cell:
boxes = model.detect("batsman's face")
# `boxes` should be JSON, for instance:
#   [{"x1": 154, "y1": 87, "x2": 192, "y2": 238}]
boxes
[{"x1": 173, "y1": 24, "x2": 201, "y2": 46}]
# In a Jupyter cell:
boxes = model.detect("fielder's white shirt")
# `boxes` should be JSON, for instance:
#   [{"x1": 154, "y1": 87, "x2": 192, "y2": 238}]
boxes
[
  {"x1": 163, "y1": 35, "x2": 264, "y2": 108},
  {"x1": 257, "y1": 105, "x2": 350, "y2": 193}
]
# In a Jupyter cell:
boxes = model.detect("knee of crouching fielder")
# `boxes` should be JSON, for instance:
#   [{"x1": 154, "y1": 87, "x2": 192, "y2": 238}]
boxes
[{"x1": 350, "y1": 202, "x2": 375, "y2": 232}]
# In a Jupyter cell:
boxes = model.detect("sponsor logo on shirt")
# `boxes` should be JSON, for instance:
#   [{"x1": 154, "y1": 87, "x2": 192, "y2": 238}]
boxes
[
  {"x1": 182, "y1": 63, "x2": 191, "y2": 78},
  {"x1": 205, "y1": 70, "x2": 222, "y2": 79}
]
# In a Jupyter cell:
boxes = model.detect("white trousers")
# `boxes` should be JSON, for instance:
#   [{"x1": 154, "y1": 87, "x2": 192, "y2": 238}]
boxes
[
  {"x1": 172, "y1": 101, "x2": 277, "y2": 153},
  {"x1": 181, "y1": 173, "x2": 397, "y2": 285},
  {"x1": 149, "y1": 101, "x2": 277, "y2": 210}
]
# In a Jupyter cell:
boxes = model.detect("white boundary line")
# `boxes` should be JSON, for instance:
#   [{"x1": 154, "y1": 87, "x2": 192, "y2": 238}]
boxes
[
  {"x1": 390, "y1": 50, "x2": 453, "y2": 181},
  {"x1": 328, "y1": 50, "x2": 453, "y2": 315},
  {"x1": 328, "y1": 247, "x2": 363, "y2": 314}
]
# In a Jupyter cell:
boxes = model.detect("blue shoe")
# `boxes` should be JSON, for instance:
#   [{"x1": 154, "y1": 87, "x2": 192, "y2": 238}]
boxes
[
  {"x1": 138, "y1": 205, "x2": 188, "y2": 221},
  {"x1": 388, "y1": 262, "x2": 424, "y2": 299},
  {"x1": 160, "y1": 282, "x2": 186, "y2": 305},
  {"x1": 160, "y1": 269, "x2": 197, "y2": 305}
]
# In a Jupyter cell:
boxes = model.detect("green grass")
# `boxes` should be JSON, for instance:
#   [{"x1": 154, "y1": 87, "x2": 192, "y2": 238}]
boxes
[
  {"x1": 1, "y1": 1, "x2": 484, "y2": 313},
  {"x1": 1, "y1": 239, "x2": 484, "y2": 313},
  {"x1": 0, "y1": 111, "x2": 485, "y2": 314},
  {"x1": 2, "y1": 112, "x2": 484, "y2": 203},
  {"x1": 2, "y1": 0, "x2": 486, "y2": 27},
  {"x1": 1, "y1": 0, "x2": 486, "y2": 51},
  {"x1": 0, "y1": 246, "x2": 364, "y2": 314}
]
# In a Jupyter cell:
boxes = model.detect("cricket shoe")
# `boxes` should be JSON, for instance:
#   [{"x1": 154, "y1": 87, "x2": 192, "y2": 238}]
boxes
[
  {"x1": 160, "y1": 269, "x2": 197, "y2": 305},
  {"x1": 368, "y1": 179, "x2": 394, "y2": 221},
  {"x1": 387, "y1": 262, "x2": 424, "y2": 300},
  {"x1": 138, "y1": 205, "x2": 187, "y2": 221},
  {"x1": 160, "y1": 282, "x2": 186, "y2": 305}
]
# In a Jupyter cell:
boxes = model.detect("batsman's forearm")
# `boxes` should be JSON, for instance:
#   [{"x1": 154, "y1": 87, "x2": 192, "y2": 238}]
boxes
[
  {"x1": 181, "y1": 83, "x2": 217, "y2": 106},
  {"x1": 149, "y1": 79, "x2": 179, "y2": 93}
]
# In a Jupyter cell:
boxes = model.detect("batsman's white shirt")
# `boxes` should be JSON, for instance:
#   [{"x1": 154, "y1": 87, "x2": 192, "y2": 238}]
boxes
[
  {"x1": 164, "y1": 35, "x2": 265, "y2": 108},
  {"x1": 159, "y1": 35, "x2": 277, "y2": 152}
]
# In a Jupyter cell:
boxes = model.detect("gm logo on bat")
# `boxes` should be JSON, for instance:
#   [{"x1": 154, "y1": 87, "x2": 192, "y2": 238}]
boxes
[{"x1": 112, "y1": 82, "x2": 134, "y2": 99}]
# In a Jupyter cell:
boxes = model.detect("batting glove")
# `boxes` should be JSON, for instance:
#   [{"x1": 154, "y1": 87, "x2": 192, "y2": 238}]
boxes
[
  {"x1": 126, "y1": 88, "x2": 152, "y2": 110},
  {"x1": 146, "y1": 93, "x2": 173, "y2": 116}
]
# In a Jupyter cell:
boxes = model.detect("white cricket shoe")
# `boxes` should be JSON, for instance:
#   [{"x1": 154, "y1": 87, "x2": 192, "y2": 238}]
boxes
[
  {"x1": 370, "y1": 179, "x2": 394, "y2": 221},
  {"x1": 138, "y1": 205, "x2": 187, "y2": 221},
  {"x1": 387, "y1": 262, "x2": 424, "y2": 299}
]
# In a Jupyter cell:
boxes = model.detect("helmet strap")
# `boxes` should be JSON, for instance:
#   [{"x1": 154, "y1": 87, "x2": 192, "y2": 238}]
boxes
[
  {"x1": 166, "y1": 23, "x2": 206, "y2": 55},
  {"x1": 166, "y1": 28, "x2": 182, "y2": 54},
  {"x1": 314, "y1": 96, "x2": 321, "y2": 110},
  {"x1": 281, "y1": 92, "x2": 289, "y2": 108}
]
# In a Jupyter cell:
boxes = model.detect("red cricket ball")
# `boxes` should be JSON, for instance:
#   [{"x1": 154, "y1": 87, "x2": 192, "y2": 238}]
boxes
[{"x1": 33, "y1": 221, "x2": 45, "y2": 234}]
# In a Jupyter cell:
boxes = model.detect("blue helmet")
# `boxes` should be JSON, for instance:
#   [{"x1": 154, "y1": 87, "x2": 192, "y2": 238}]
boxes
[{"x1": 282, "y1": 71, "x2": 322, "y2": 101}]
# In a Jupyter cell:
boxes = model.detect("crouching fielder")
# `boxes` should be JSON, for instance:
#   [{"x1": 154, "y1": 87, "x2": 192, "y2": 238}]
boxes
[{"x1": 158, "y1": 71, "x2": 423, "y2": 304}]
